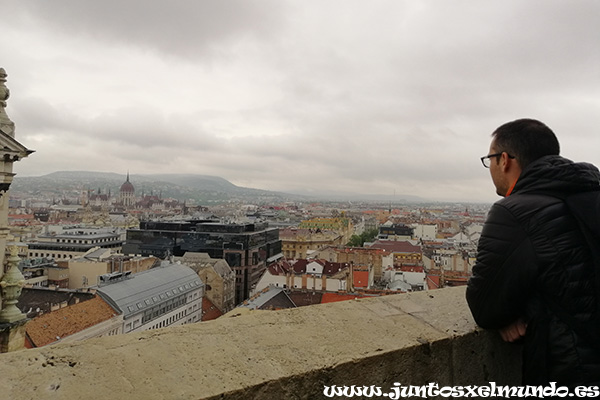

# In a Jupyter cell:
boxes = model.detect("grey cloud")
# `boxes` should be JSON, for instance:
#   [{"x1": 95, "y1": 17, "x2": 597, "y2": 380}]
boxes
[
  {"x1": 11, "y1": 97, "x2": 70, "y2": 134},
  {"x1": 15, "y1": 1, "x2": 288, "y2": 60},
  {"x1": 6, "y1": 0, "x2": 600, "y2": 202},
  {"x1": 87, "y1": 107, "x2": 223, "y2": 151}
]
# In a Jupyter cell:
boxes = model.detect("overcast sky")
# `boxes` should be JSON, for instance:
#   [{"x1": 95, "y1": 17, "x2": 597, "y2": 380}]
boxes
[{"x1": 2, "y1": 1, "x2": 599, "y2": 203}]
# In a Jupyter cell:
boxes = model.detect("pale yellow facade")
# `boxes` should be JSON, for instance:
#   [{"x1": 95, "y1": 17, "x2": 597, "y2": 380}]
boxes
[
  {"x1": 298, "y1": 217, "x2": 355, "y2": 244},
  {"x1": 178, "y1": 252, "x2": 236, "y2": 313},
  {"x1": 67, "y1": 254, "x2": 156, "y2": 289},
  {"x1": 280, "y1": 229, "x2": 344, "y2": 260}
]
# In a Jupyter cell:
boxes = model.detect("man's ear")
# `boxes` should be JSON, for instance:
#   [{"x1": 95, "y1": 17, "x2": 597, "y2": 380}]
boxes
[
  {"x1": 503, "y1": 153, "x2": 522, "y2": 176},
  {"x1": 500, "y1": 152, "x2": 511, "y2": 172}
]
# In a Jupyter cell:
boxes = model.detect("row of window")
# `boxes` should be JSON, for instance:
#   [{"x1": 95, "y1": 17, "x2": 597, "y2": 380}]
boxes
[
  {"x1": 394, "y1": 255, "x2": 421, "y2": 259},
  {"x1": 147, "y1": 309, "x2": 199, "y2": 330},
  {"x1": 105, "y1": 328, "x2": 120, "y2": 336},
  {"x1": 129, "y1": 284, "x2": 201, "y2": 314},
  {"x1": 29, "y1": 252, "x2": 71, "y2": 259},
  {"x1": 56, "y1": 237, "x2": 118, "y2": 244},
  {"x1": 140, "y1": 295, "x2": 188, "y2": 323}
]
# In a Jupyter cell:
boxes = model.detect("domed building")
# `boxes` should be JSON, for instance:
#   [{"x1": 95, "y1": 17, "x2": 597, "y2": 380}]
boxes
[{"x1": 119, "y1": 172, "x2": 135, "y2": 207}]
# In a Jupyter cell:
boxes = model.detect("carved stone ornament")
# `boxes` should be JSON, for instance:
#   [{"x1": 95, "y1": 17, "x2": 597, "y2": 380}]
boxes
[
  {"x1": 0, "y1": 246, "x2": 26, "y2": 323},
  {"x1": 0, "y1": 67, "x2": 16, "y2": 138},
  {"x1": 0, "y1": 68, "x2": 9, "y2": 108}
]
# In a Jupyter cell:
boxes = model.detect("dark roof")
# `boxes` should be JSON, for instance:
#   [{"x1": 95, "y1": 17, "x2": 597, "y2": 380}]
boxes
[
  {"x1": 287, "y1": 291, "x2": 323, "y2": 307},
  {"x1": 240, "y1": 287, "x2": 296, "y2": 310},
  {"x1": 120, "y1": 174, "x2": 135, "y2": 193},
  {"x1": 260, "y1": 291, "x2": 296, "y2": 310},
  {"x1": 18, "y1": 288, "x2": 96, "y2": 317},
  {"x1": 369, "y1": 240, "x2": 422, "y2": 253},
  {"x1": 267, "y1": 259, "x2": 350, "y2": 276}
]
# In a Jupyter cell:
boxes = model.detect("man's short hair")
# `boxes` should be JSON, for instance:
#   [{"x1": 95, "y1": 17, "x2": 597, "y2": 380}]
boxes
[{"x1": 492, "y1": 118, "x2": 560, "y2": 170}]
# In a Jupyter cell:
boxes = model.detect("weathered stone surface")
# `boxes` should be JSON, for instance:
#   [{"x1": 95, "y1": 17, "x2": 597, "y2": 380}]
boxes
[
  {"x1": 0, "y1": 287, "x2": 521, "y2": 399},
  {"x1": 0, "y1": 320, "x2": 27, "y2": 353}
]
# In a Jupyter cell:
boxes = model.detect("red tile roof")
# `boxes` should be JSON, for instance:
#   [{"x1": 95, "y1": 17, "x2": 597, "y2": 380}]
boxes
[
  {"x1": 399, "y1": 265, "x2": 424, "y2": 273},
  {"x1": 8, "y1": 214, "x2": 35, "y2": 220},
  {"x1": 202, "y1": 297, "x2": 223, "y2": 321},
  {"x1": 353, "y1": 270, "x2": 369, "y2": 289},
  {"x1": 321, "y1": 293, "x2": 371, "y2": 304},
  {"x1": 426, "y1": 274, "x2": 440, "y2": 290},
  {"x1": 26, "y1": 296, "x2": 118, "y2": 347}
]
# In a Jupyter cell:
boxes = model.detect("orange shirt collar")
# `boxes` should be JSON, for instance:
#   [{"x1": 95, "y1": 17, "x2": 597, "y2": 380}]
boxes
[{"x1": 505, "y1": 178, "x2": 518, "y2": 197}]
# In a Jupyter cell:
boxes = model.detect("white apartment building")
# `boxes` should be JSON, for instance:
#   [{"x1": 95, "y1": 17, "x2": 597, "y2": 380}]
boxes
[
  {"x1": 26, "y1": 228, "x2": 124, "y2": 260},
  {"x1": 411, "y1": 224, "x2": 438, "y2": 240},
  {"x1": 96, "y1": 263, "x2": 204, "y2": 333}
]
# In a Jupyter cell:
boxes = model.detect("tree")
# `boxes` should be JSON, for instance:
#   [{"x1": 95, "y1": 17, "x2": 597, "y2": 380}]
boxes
[{"x1": 347, "y1": 228, "x2": 379, "y2": 247}]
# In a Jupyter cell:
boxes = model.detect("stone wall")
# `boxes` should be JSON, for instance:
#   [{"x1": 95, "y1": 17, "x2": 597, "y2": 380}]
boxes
[{"x1": 0, "y1": 286, "x2": 521, "y2": 399}]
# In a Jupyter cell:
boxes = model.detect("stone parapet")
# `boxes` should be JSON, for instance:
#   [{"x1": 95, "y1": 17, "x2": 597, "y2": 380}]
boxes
[
  {"x1": 0, "y1": 287, "x2": 521, "y2": 399},
  {"x1": 0, "y1": 319, "x2": 28, "y2": 353}
]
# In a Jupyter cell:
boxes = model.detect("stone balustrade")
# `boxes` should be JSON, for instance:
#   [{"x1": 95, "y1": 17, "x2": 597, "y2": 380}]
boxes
[{"x1": 0, "y1": 286, "x2": 521, "y2": 399}]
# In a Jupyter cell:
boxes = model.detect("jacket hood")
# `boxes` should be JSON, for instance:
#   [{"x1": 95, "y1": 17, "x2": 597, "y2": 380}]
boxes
[{"x1": 513, "y1": 155, "x2": 600, "y2": 196}]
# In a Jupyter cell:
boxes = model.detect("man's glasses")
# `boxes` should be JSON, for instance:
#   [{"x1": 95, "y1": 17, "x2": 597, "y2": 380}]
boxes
[{"x1": 480, "y1": 152, "x2": 514, "y2": 168}]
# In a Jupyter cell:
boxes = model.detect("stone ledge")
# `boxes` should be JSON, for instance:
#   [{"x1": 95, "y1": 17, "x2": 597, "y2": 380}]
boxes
[{"x1": 0, "y1": 286, "x2": 521, "y2": 399}]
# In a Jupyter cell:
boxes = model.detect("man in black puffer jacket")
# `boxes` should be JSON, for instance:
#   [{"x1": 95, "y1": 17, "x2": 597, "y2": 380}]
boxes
[{"x1": 466, "y1": 118, "x2": 600, "y2": 386}]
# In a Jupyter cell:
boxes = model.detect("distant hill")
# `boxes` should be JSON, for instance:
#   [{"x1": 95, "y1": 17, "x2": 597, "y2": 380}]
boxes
[
  {"x1": 10, "y1": 171, "x2": 428, "y2": 204},
  {"x1": 10, "y1": 171, "x2": 301, "y2": 204}
]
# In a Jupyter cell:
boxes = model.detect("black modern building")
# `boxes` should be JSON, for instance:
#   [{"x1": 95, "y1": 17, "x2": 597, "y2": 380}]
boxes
[
  {"x1": 378, "y1": 224, "x2": 414, "y2": 240},
  {"x1": 123, "y1": 220, "x2": 281, "y2": 304}
]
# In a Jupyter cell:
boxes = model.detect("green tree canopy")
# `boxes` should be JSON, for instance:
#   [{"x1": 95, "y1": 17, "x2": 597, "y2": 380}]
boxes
[{"x1": 347, "y1": 228, "x2": 378, "y2": 247}]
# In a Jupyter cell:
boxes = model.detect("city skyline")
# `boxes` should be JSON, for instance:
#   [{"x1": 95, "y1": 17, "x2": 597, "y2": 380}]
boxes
[{"x1": 2, "y1": 1, "x2": 600, "y2": 203}]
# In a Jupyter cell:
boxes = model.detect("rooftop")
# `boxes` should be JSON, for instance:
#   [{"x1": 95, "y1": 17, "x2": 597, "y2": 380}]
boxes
[
  {"x1": 268, "y1": 259, "x2": 350, "y2": 276},
  {"x1": 39, "y1": 229, "x2": 121, "y2": 239},
  {"x1": 25, "y1": 296, "x2": 118, "y2": 347},
  {"x1": 279, "y1": 228, "x2": 342, "y2": 240},
  {"x1": 18, "y1": 288, "x2": 96, "y2": 317},
  {"x1": 369, "y1": 240, "x2": 422, "y2": 253},
  {"x1": 239, "y1": 287, "x2": 296, "y2": 310},
  {"x1": 95, "y1": 264, "x2": 202, "y2": 318}
]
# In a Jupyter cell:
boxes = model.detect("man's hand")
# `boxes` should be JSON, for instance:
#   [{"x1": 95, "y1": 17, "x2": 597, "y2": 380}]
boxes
[{"x1": 499, "y1": 318, "x2": 527, "y2": 342}]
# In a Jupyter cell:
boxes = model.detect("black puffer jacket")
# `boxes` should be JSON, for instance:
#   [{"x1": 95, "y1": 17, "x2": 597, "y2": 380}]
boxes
[{"x1": 467, "y1": 155, "x2": 600, "y2": 386}]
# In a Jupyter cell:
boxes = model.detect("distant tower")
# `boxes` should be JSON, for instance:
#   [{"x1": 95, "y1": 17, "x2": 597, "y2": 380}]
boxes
[{"x1": 119, "y1": 172, "x2": 135, "y2": 207}]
